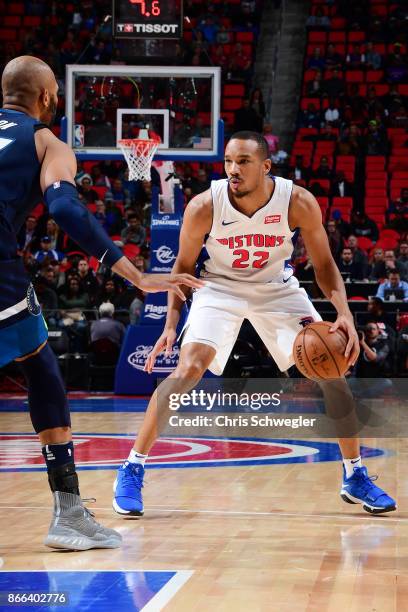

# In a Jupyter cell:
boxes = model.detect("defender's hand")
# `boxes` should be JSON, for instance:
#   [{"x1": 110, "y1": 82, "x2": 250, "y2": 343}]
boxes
[
  {"x1": 138, "y1": 273, "x2": 204, "y2": 300},
  {"x1": 144, "y1": 328, "x2": 177, "y2": 374},
  {"x1": 330, "y1": 315, "x2": 360, "y2": 368}
]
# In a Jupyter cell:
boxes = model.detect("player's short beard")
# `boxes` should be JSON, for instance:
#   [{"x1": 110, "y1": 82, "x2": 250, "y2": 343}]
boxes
[
  {"x1": 41, "y1": 97, "x2": 57, "y2": 127},
  {"x1": 233, "y1": 189, "x2": 251, "y2": 198}
]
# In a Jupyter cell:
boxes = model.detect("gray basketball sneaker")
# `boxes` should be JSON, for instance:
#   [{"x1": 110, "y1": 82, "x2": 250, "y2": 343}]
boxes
[{"x1": 44, "y1": 491, "x2": 122, "y2": 550}]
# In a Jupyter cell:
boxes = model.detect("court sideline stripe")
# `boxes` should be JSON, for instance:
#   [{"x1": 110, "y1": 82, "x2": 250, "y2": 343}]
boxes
[
  {"x1": 0, "y1": 504, "x2": 404, "y2": 522},
  {"x1": 140, "y1": 570, "x2": 194, "y2": 612}
]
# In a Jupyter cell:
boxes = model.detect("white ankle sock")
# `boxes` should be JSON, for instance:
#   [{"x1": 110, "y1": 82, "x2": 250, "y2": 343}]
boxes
[
  {"x1": 343, "y1": 456, "x2": 362, "y2": 478},
  {"x1": 127, "y1": 449, "x2": 147, "y2": 467}
]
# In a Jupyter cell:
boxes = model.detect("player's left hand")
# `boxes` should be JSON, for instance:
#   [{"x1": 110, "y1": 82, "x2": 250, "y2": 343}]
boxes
[
  {"x1": 330, "y1": 315, "x2": 360, "y2": 368},
  {"x1": 138, "y1": 273, "x2": 205, "y2": 300}
]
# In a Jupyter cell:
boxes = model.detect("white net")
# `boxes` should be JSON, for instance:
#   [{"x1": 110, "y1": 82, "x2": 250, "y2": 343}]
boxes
[{"x1": 118, "y1": 136, "x2": 160, "y2": 181}]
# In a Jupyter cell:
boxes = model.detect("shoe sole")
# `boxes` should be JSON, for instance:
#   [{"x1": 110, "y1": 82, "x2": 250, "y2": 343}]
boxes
[
  {"x1": 44, "y1": 534, "x2": 122, "y2": 551},
  {"x1": 341, "y1": 491, "x2": 396, "y2": 514},
  {"x1": 112, "y1": 479, "x2": 144, "y2": 517}
]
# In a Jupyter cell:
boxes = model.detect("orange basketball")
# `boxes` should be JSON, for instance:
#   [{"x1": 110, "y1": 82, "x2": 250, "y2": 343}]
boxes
[{"x1": 292, "y1": 321, "x2": 349, "y2": 380}]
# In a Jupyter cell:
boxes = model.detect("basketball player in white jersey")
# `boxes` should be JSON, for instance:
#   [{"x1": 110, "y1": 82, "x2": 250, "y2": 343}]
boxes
[{"x1": 113, "y1": 132, "x2": 396, "y2": 516}]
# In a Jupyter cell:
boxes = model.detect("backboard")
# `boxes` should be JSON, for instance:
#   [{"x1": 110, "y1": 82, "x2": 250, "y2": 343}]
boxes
[{"x1": 63, "y1": 65, "x2": 223, "y2": 161}]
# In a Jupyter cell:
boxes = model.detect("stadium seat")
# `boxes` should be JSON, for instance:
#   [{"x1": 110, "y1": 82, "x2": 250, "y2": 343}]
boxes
[
  {"x1": 298, "y1": 127, "x2": 319, "y2": 138},
  {"x1": 0, "y1": 29, "x2": 17, "y2": 40},
  {"x1": 328, "y1": 31, "x2": 346, "y2": 43},
  {"x1": 9, "y1": 3, "x2": 24, "y2": 14},
  {"x1": 369, "y1": 214, "x2": 386, "y2": 228},
  {"x1": 332, "y1": 197, "x2": 353, "y2": 211},
  {"x1": 397, "y1": 314, "x2": 408, "y2": 331},
  {"x1": 345, "y1": 71, "x2": 364, "y2": 83},
  {"x1": 366, "y1": 70, "x2": 384, "y2": 82},
  {"x1": 348, "y1": 32, "x2": 365, "y2": 42},
  {"x1": 222, "y1": 98, "x2": 243, "y2": 111},
  {"x1": 236, "y1": 32, "x2": 254, "y2": 43},
  {"x1": 356, "y1": 237, "x2": 373, "y2": 252},
  {"x1": 330, "y1": 18, "x2": 346, "y2": 30},
  {"x1": 300, "y1": 98, "x2": 321, "y2": 110},
  {"x1": 4, "y1": 15, "x2": 21, "y2": 26},
  {"x1": 375, "y1": 237, "x2": 399, "y2": 250},
  {"x1": 308, "y1": 32, "x2": 327, "y2": 43},
  {"x1": 223, "y1": 84, "x2": 245, "y2": 97},
  {"x1": 365, "y1": 188, "x2": 387, "y2": 197},
  {"x1": 379, "y1": 229, "x2": 401, "y2": 242},
  {"x1": 310, "y1": 179, "x2": 330, "y2": 193},
  {"x1": 123, "y1": 244, "x2": 141, "y2": 259},
  {"x1": 93, "y1": 186, "x2": 108, "y2": 200}
]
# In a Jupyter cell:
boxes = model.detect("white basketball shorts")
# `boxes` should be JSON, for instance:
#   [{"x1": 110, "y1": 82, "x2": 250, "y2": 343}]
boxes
[{"x1": 181, "y1": 275, "x2": 322, "y2": 375}]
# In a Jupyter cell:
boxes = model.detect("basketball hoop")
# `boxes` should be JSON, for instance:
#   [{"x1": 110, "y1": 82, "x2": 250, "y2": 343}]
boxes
[{"x1": 118, "y1": 131, "x2": 161, "y2": 181}]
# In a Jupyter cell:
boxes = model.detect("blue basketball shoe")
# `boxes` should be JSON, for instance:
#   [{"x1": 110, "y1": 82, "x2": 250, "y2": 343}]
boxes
[
  {"x1": 113, "y1": 462, "x2": 144, "y2": 516},
  {"x1": 341, "y1": 466, "x2": 396, "y2": 514}
]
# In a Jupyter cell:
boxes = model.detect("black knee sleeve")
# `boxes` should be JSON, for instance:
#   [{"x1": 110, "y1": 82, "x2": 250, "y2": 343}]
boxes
[{"x1": 19, "y1": 343, "x2": 71, "y2": 433}]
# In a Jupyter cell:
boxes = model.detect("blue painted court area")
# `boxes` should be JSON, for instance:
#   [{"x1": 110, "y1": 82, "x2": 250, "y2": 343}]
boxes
[
  {"x1": 0, "y1": 396, "x2": 149, "y2": 413},
  {"x1": 0, "y1": 570, "x2": 192, "y2": 611}
]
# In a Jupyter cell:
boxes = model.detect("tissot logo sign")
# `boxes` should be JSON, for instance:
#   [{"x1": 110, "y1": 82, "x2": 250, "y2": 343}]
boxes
[
  {"x1": 113, "y1": 0, "x2": 183, "y2": 39},
  {"x1": 117, "y1": 23, "x2": 180, "y2": 35}
]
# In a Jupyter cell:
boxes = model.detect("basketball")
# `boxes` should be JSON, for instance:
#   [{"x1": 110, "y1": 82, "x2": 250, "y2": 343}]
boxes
[{"x1": 293, "y1": 321, "x2": 349, "y2": 380}]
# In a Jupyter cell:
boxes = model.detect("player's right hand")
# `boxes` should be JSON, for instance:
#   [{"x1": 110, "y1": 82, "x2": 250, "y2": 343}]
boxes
[
  {"x1": 138, "y1": 273, "x2": 204, "y2": 300},
  {"x1": 144, "y1": 328, "x2": 177, "y2": 374}
]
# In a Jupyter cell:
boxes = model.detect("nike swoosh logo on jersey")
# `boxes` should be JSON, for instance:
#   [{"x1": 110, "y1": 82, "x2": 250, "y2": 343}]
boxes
[
  {"x1": 282, "y1": 277, "x2": 291, "y2": 283},
  {"x1": 222, "y1": 220, "x2": 238, "y2": 226}
]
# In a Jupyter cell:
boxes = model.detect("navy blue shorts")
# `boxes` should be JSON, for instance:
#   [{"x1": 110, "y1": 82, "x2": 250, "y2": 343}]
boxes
[{"x1": 0, "y1": 258, "x2": 48, "y2": 366}]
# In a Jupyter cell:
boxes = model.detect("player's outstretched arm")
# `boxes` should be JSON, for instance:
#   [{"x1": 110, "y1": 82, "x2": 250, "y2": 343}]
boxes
[
  {"x1": 35, "y1": 129, "x2": 203, "y2": 298},
  {"x1": 290, "y1": 186, "x2": 360, "y2": 367},
  {"x1": 144, "y1": 191, "x2": 212, "y2": 374}
]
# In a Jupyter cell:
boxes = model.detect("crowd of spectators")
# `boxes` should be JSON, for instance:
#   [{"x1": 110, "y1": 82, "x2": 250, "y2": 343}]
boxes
[
  {"x1": 1, "y1": 0, "x2": 407, "y2": 384},
  {"x1": 290, "y1": 0, "x2": 408, "y2": 380}
]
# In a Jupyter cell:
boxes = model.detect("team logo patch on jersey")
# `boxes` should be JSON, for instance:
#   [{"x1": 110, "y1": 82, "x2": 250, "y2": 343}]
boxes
[
  {"x1": 26, "y1": 284, "x2": 41, "y2": 316},
  {"x1": 0, "y1": 434, "x2": 385, "y2": 471},
  {"x1": 264, "y1": 215, "x2": 281, "y2": 224}
]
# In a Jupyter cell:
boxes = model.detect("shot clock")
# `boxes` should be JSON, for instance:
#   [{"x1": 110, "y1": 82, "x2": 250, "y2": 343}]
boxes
[{"x1": 113, "y1": 0, "x2": 183, "y2": 39}]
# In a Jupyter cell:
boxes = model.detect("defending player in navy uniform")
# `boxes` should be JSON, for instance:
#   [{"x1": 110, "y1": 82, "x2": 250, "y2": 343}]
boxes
[
  {"x1": 113, "y1": 131, "x2": 396, "y2": 518},
  {"x1": 0, "y1": 56, "x2": 203, "y2": 550}
]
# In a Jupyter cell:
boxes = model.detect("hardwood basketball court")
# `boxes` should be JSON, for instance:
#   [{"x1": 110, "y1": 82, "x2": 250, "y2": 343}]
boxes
[{"x1": 0, "y1": 397, "x2": 406, "y2": 611}]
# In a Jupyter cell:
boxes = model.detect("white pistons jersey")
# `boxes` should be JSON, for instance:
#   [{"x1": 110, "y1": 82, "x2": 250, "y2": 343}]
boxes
[{"x1": 202, "y1": 177, "x2": 296, "y2": 283}]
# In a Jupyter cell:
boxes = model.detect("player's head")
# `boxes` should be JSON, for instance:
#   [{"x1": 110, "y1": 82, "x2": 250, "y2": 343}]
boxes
[
  {"x1": 224, "y1": 131, "x2": 271, "y2": 198},
  {"x1": 1, "y1": 56, "x2": 58, "y2": 126}
]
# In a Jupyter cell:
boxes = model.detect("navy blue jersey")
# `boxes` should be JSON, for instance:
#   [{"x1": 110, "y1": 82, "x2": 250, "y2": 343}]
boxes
[
  {"x1": 0, "y1": 108, "x2": 45, "y2": 260},
  {"x1": 0, "y1": 108, "x2": 47, "y2": 337}
]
